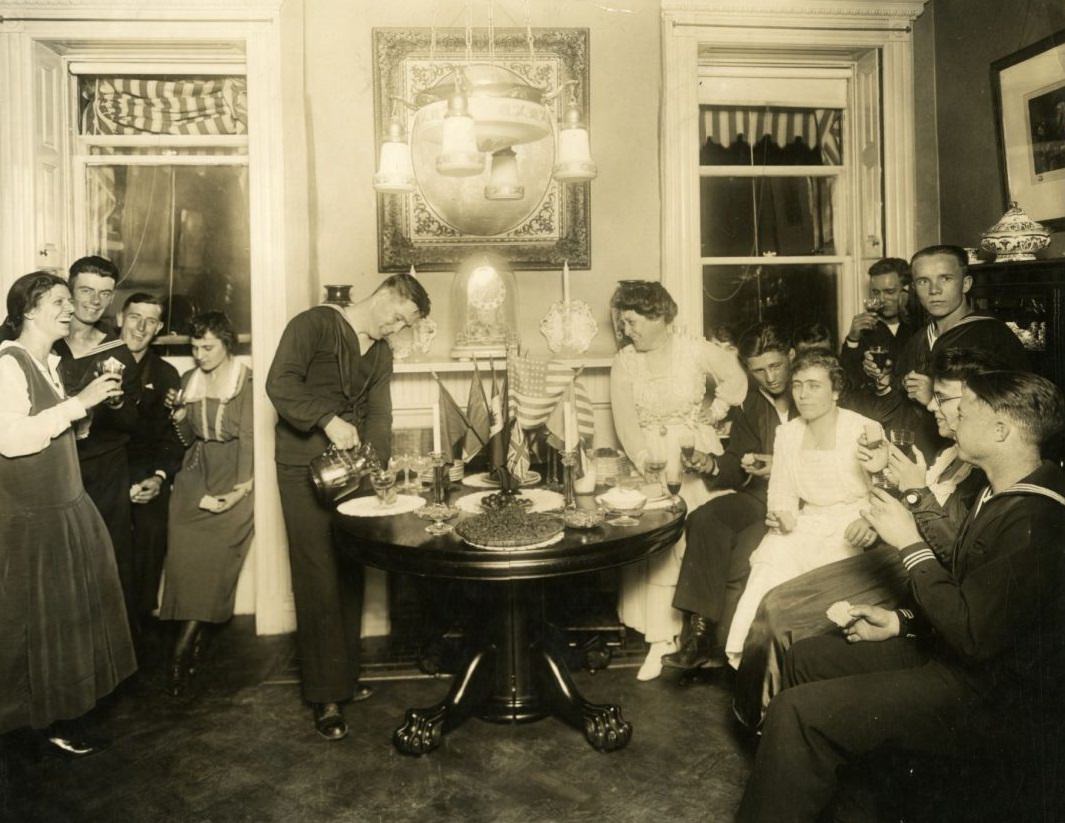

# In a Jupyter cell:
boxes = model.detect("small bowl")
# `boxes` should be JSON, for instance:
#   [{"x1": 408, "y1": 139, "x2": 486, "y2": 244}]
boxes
[
  {"x1": 595, "y1": 493, "x2": 647, "y2": 519},
  {"x1": 564, "y1": 508, "x2": 605, "y2": 530}
]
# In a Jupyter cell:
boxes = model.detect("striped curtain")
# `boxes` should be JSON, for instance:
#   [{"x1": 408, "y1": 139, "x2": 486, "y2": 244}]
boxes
[
  {"x1": 85, "y1": 77, "x2": 248, "y2": 136},
  {"x1": 701, "y1": 107, "x2": 842, "y2": 165}
]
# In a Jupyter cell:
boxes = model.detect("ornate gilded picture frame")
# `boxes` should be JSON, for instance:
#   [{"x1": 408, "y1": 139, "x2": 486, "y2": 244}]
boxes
[{"x1": 373, "y1": 27, "x2": 591, "y2": 271}]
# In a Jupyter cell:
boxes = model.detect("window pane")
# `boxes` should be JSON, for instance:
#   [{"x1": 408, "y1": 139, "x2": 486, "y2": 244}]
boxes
[
  {"x1": 86, "y1": 165, "x2": 251, "y2": 338},
  {"x1": 700, "y1": 176, "x2": 837, "y2": 257},
  {"x1": 699, "y1": 105, "x2": 842, "y2": 166},
  {"x1": 703, "y1": 264, "x2": 839, "y2": 345}
]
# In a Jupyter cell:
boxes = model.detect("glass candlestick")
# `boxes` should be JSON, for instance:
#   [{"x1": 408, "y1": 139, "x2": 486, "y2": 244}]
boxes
[
  {"x1": 417, "y1": 451, "x2": 459, "y2": 534},
  {"x1": 561, "y1": 449, "x2": 578, "y2": 510}
]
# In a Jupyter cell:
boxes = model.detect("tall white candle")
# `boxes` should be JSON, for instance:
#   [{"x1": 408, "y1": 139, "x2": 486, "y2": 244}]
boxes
[
  {"x1": 432, "y1": 401, "x2": 442, "y2": 453},
  {"x1": 564, "y1": 397, "x2": 578, "y2": 451},
  {"x1": 562, "y1": 259, "x2": 571, "y2": 305}
]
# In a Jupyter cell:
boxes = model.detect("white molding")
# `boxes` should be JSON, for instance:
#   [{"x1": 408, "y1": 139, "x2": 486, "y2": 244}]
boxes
[
  {"x1": 659, "y1": 0, "x2": 928, "y2": 339},
  {"x1": 0, "y1": 0, "x2": 282, "y2": 22}
]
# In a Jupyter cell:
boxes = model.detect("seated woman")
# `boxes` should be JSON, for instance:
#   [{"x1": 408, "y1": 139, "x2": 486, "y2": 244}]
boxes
[
  {"x1": 609, "y1": 281, "x2": 747, "y2": 680},
  {"x1": 731, "y1": 347, "x2": 999, "y2": 729},
  {"x1": 159, "y1": 312, "x2": 254, "y2": 696},
  {"x1": 724, "y1": 352, "x2": 879, "y2": 667},
  {"x1": 0, "y1": 271, "x2": 136, "y2": 755}
]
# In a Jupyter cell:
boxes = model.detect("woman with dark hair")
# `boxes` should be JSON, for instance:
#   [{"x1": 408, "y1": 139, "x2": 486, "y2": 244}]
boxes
[
  {"x1": 159, "y1": 311, "x2": 253, "y2": 695},
  {"x1": 0, "y1": 271, "x2": 136, "y2": 755},
  {"x1": 724, "y1": 352, "x2": 881, "y2": 665},
  {"x1": 609, "y1": 280, "x2": 748, "y2": 679}
]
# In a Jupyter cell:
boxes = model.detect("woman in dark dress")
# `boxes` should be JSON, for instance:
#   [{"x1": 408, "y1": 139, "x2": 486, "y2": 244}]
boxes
[
  {"x1": 0, "y1": 271, "x2": 137, "y2": 755},
  {"x1": 159, "y1": 312, "x2": 253, "y2": 695}
]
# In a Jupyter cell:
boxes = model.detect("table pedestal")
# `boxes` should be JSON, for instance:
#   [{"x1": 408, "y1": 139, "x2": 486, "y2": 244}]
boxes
[{"x1": 393, "y1": 580, "x2": 632, "y2": 756}]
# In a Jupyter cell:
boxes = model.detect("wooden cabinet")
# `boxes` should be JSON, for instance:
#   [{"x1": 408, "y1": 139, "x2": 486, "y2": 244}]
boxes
[{"x1": 968, "y1": 258, "x2": 1065, "y2": 388}]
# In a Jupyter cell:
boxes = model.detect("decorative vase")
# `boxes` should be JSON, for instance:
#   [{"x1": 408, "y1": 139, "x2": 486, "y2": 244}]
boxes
[{"x1": 980, "y1": 202, "x2": 1051, "y2": 262}]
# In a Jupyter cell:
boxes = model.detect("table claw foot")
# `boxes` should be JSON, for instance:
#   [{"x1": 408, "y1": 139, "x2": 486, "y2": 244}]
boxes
[
  {"x1": 582, "y1": 702, "x2": 631, "y2": 752},
  {"x1": 393, "y1": 705, "x2": 446, "y2": 756}
]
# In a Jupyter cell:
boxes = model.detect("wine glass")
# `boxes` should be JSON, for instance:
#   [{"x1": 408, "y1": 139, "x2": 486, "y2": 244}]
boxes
[
  {"x1": 889, "y1": 428, "x2": 916, "y2": 458},
  {"x1": 863, "y1": 295, "x2": 883, "y2": 314},
  {"x1": 409, "y1": 454, "x2": 433, "y2": 491},
  {"x1": 666, "y1": 464, "x2": 683, "y2": 514},
  {"x1": 392, "y1": 452, "x2": 417, "y2": 493},
  {"x1": 644, "y1": 459, "x2": 667, "y2": 499}
]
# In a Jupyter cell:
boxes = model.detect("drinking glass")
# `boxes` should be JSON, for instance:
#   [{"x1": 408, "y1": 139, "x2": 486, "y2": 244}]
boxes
[
  {"x1": 409, "y1": 454, "x2": 433, "y2": 490},
  {"x1": 392, "y1": 453, "x2": 418, "y2": 493},
  {"x1": 867, "y1": 345, "x2": 890, "y2": 373},
  {"x1": 644, "y1": 459, "x2": 667, "y2": 499},
  {"x1": 95, "y1": 358, "x2": 125, "y2": 408},
  {"x1": 371, "y1": 468, "x2": 397, "y2": 508},
  {"x1": 863, "y1": 296, "x2": 883, "y2": 313},
  {"x1": 666, "y1": 464, "x2": 683, "y2": 514},
  {"x1": 889, "y1": 428, "x2": 916, "y2": 458}
]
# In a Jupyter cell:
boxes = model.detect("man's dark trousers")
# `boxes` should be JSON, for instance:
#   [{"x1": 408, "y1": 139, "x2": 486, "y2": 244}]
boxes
[
  {"x1": 673, "y1": 491, "x2": 766, "y2": 648},
  {"x1": 277, "y1": 462, "x2": 364, "y2": 703}
]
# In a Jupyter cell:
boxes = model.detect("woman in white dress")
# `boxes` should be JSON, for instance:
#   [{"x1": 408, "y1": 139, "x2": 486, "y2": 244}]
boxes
[
  {"x1": 609, "y1": 281, "x2": 748, "y2": 680},
  {"x1": 724, "y1": 351, "x2": 880, "y2": 667}
]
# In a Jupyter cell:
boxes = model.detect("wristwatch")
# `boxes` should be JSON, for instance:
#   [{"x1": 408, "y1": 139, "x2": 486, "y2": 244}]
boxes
[{"x1": 902, "y1": 489, "x2": 925, "y2": 510}]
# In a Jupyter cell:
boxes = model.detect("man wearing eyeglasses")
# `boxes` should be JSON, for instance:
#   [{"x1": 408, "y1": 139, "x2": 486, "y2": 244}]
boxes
[
  {"x1": 120, "y1": 293, "x2": 184, "y2": 635},
  {"x1": 738, "y1": 370, "x2": 1065, "y2": 822},
  {"x1": 267, "y1": 273, "x2": 431, "y2": 742}
]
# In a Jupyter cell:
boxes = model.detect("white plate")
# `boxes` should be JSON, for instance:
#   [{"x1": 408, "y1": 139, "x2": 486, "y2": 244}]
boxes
[
  {"x1": 461, "y1": 470, "x2": 542, "y2": 489},
  {"x1": 456, "y1": 488, "x2": 565, "y2": 514},
  {"x1": 460, "y1": 531, "x2": 565, "y2": 551},
  {"x1": 336, "y1": 494, "x2": 426, "y2": 517}
]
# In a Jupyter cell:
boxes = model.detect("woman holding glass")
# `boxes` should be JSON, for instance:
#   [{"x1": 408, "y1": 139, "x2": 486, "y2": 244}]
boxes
[
  {"x1": 160, "y1": 312, "x2": 254, "y2": 696},
  {"x1": 0, "y1": 271, "x2": 136, "y2": 755},
  {"x1": 724, "y1": 352, "x2": 881, "y2": 666},
  {"x1": 609, "y1": 281, "x2": 748, "y2": 680}
]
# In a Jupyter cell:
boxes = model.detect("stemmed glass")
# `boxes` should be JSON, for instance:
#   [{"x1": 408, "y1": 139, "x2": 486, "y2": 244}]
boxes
[
  {"x1": 666, "y1": 463, "x2": 683, "y2": 514},
  {"x1": 863, "y1": 295, "x2": 883, "y2": 314},
  {"x1": 392, "y1": 452, "x2": 418, "y2": 493},
  {"x1": 888, "y1": 428, "x2": 916, "y2": 458}
]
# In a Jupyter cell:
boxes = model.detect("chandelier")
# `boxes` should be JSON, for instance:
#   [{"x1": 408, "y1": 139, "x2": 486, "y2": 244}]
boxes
[{"x1": 373, "y1": 2, "x2": 597, "y2": 199}]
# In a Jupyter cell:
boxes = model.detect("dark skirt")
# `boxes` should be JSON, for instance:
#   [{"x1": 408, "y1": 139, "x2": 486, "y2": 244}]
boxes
[
  {"x1": 0, "y1": 491, "x2": 137, "y2": 733},
  {"x1": 732, "y1": 545, "x2": 910, "y2": 730}
]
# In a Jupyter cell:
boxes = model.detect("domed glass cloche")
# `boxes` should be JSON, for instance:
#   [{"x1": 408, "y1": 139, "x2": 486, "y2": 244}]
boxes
[{"x1": 449, "y1": 253, "x2": 519, "y2": 359}]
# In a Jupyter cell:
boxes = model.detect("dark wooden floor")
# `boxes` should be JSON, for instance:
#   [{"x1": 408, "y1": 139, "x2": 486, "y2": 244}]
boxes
[{"x1": 2, "y1": 618, "x2": 755, "y2": 823}]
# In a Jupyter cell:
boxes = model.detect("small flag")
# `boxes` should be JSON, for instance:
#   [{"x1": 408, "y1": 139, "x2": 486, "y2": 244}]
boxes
[
  {"x1": 434, "y1": 375, "x2": 478, "y2": 460},
  {"x1": 464, "y1": 361, "x2": 492, "y2": 463}
]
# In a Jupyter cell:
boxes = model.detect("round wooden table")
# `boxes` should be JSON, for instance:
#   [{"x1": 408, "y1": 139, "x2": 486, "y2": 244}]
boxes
[{"x1": 333, "y1": 492, "x2": 685, "y2": 756}]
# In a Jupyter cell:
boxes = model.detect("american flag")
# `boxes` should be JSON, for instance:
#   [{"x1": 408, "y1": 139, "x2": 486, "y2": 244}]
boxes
[
  {"x1": 545, "y1": 378, "x2": 595, "y2": 449},
  {"x1": 508, "y1": 353, "x2": 593, "y2": 443}
]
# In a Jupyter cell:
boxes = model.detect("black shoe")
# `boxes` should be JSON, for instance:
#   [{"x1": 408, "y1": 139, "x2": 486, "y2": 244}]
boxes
[
  {"x1": 662, "y1": 614, "x2": 722, "y2": 671},
  {"x1": 313, "y1": 703, "x2": 349, "y2": 741},
  {"x1": 351, "y1": 683, "x2": 374, "y2": 703},
  {"x1": 43, "y1": 731, "x2": 110, "y2": 758},
  {"x1": 166, "y1": 662, "x2": 190, "y2": 697}
]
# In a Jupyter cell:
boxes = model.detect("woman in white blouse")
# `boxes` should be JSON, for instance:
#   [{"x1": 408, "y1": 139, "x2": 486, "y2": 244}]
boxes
[
  {"x1": 609, "y1": 281, "x2": 748, "y2": 680},
  {"x1": 0, "y1": 271, "x2": 136, "y2": 756},
  {"x1": 724, "y1": 351, "x2": 879, "y2": 666}
]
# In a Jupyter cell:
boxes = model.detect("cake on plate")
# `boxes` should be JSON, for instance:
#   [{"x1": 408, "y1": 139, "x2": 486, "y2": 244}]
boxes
[{"x1": 455, "y1": 508, "x2": 563, "y2": 550}]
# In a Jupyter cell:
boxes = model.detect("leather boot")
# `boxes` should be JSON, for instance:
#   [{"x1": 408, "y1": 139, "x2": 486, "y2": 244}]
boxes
[
  {"x1": 166, "y1": 620, "x2": 201, "y2": 697},
  {"x1": 313, "y1": 702, "x2": 349, "y2": 741},
  {"x1": 661, "y1": 613, "x2": 723, "y2": 670}
]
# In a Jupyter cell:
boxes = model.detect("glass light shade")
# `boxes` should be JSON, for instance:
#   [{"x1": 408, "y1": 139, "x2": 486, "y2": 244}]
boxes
[
  {"x1": 373, "y1": 140, "x2": 415, "y2": 194},
  {"x1": 484, "y1": 148, "x2": 524, "y2": 201},
  {"x1": 436, "y1": 112, "x2": 484, "y2": 177},
  {"x1": 553, "y1": 125, "x2": 597, "y2": 181},
  {"x1": 449, "y1": 253, "x2": 519, "y2": 359}
]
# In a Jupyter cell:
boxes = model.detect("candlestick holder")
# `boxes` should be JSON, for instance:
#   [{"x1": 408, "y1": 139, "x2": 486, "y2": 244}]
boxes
[
  {"x1": 561, "y1": 448, "x2": 578, "y2": 510},
  {"x1": 417, "y1": 451, "x2": 460, "y2": 534},
  {"x1": 543, "y1": 447, "x2": 562, "y2": 491}
]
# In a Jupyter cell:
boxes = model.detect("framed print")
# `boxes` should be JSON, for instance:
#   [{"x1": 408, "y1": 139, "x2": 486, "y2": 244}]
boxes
[
  {"x1": 373, "y1": 27, "x2": 591, "y2": 271},
  {"x1": 991, "y1": 29, "x2": 1065, "y2": 230}
]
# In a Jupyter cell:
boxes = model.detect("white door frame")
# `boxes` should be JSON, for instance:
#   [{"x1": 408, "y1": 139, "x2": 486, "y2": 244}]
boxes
[{"x1": 0, "y1": 0, "x2": 306, "y2": 634}]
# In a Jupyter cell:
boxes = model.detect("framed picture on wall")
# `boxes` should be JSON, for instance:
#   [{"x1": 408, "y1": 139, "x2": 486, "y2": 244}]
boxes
[
  {"x1": 372, "y1": 27, "x2": 591, "y2": 271},
  {"x1": 991, "y1": 28, "x2": 1065, "y2": 230}
]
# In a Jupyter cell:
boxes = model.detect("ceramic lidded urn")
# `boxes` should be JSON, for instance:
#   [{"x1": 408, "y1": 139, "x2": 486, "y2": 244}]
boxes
[{"x1": 980, "y1": 202, "x2": 1051, "y2": 262}]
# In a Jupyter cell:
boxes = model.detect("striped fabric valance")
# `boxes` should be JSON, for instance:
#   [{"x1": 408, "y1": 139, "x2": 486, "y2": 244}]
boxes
[
  {"x1": 701, "y1": 107, "x2": 842, "y2": 165},
  {"x1": 85, "y1": 77, "x2": 248, "y2": 136}
]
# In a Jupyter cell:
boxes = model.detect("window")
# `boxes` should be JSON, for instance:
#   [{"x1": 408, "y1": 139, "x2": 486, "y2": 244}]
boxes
[
  {"x1": 697, "y1": 72, "x2": 853, "y2": 342},
  {"x1": 73, "y1": 74, "x2": 251, "y2": 345}
]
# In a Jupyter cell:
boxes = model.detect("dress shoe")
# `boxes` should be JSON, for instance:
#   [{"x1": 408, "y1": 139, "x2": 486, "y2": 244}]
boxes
[
  {"x1": 313, "y1": 703, "x2": 349, "y2": 741},
  {"x1": 351, "y1": 683, "x2": 374, "y2": 703},
  {"x1": 43, "y1": 730, "x2": 110, "y2": 758},
  {"x1": 662, "y1": 614, "x2": 725, "y2": 671}
]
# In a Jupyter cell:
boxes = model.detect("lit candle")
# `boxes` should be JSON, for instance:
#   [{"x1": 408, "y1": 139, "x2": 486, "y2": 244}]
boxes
[
  {"x1": 564, "y1": 397, "x2": 578, "y2": 451},
  {"x1": 562, "y1": 259, "x2": 571, "y2": 305},
  {"x1": 432, "y1": 401, "x2": 442, "y2": 453}
]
